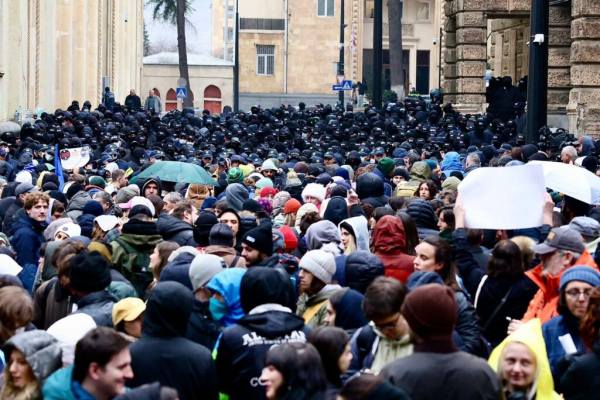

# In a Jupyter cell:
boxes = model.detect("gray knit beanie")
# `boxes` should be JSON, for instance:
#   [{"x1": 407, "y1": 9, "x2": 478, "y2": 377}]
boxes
[
  {"x1": 189, "y1": 254, "x2": 227, "y2": 291},
  {"x1": 299, "y1": 244, "x2": 337, "y2": 284}
]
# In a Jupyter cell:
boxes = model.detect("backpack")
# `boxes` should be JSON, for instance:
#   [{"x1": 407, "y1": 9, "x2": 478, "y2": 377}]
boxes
[{"x1": 114, "y1": 238, "x2": 153, "y2": 298}]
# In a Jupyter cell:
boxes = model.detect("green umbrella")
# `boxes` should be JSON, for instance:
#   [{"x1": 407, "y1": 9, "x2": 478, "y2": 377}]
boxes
[{"x1": 135, "y1": 161, "x2": 218, "y2": 186}]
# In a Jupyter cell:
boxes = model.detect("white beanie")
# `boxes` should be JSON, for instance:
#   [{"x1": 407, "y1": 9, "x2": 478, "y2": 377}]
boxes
[
  {"x1": 299, "y1": 245, "x2": 337, "y2": 284},
  {"x1": 302, "y1": 183, "x2": 326, "y2": 203},
  {"x1": 47, "y1": 314, "x2": 97, "y2": 367},
  {"x1": 295, "y1": 203, "x2": 319, "y2": 230},
  {"x1": 55, "y1": 223, "x2": 82, "y2": 239}
]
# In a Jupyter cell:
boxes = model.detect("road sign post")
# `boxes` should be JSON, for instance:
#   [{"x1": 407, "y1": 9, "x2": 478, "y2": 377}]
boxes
[
  {"x1": 176, "y1": 87, "x2": 187, "y2": 99},
  {"x1": 333, "y1": 80, "x2": 353, "y2": 91}
]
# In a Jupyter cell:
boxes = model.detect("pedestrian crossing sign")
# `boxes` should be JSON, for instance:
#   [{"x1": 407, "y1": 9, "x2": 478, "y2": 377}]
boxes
[
  {"x1": 176, "y1": 87, "x2": 187, "y2": 99},
  {"x1": 342, "y1": 80, "x2": 352, "y2": 90}
]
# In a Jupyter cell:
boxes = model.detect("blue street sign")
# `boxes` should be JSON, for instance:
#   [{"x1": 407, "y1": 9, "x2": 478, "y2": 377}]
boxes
[
  {"x1": 333, "y1": 80, "x2": 353, "y2": 91},
  {"x1": 176, "y1": 87, "x2": 187, "y2": 98}
]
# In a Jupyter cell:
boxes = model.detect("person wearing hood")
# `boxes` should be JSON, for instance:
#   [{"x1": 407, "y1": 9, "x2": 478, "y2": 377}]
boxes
[
  {"x1": 344, "y1": 250, "x2": 385, "y2": 294},
  {"x1": 440, "y1": 151, "x2": 464, "y2": 178},
  {"x1": 214, "y1": 267, "x2": 310, "y2": 400},
  {"x1": 372, "y1": 215, "x2": 415, "y2": 284},
  {"x1": 138, "y1": 176, "x2": 162, "y2": 198},
  {"x1": 297, "y1": 247, "x2": 342, "y2": 328},
  {"x1": 324, "y1": 288, "x2": 368, "y2": 335},
  {"x1": 305, "y1": 220, "x2": 347, "y2": 286},
  {"x1": 380, "y1": 284, "x2": 499, "y2": 400},
  {"x1": 323, "y1": 196, "x2": 349, "y2": 227},
  {"x1": 65, "y1": 184, "x2": 92, "y2": 221},
  {"x1": 339, "y1": 374, "x2": 410, "y2": 400},
  {"x1": 1, "y1": 330, "x2": 62, "y2": 400},
  {"x1": 70, "y1": 250, "x2": 115, "y2": 327},
  {"x1": 489, "y1": 319, "x2": 561, "y2": 400},
  {"x1": 111, "y1": 205, "x2": 163, "y2": 298},
  {"x1": 128, "y1": 281, "x2": 218, "y2": 400},
  {"x1": 187, "y1": 254, "x2": 226, "y2": 350},
  {"x1": 339, "y1": 216, "x2": 369, "y2": 256},
  {"x1": 226, "y1": 183, "x2": 249, "y2": 212},
  {"x1": 156, "y1": 199, "x2": 198, "y2": 247},
  {"x1": 405, "y1": 199, "x2": 440, "y2": 240},
  {"x1": 395, "y1": 161, "x2": 432, "y2": 197},
  {"x1": 193, "y1": 211, "x2": 219, "y2": 250},
  {"x1": 205, "y1": 223, "x2": 246, "y2": 268},
  {"x1": 309, "y1": 326, "x2": 353, "y2": 400},
  {"x1": 355, "y1": 173, "x2": 389, "y2": 208},
  {"x1": 206, "y1": 267, "x2": 247, "y2": 328}
]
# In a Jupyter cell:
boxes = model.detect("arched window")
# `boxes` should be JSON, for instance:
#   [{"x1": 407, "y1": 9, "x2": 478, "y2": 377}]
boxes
[
  {"x1": 152, "y1": 87, "x2": 161, "y2": 98},
  {"x1": 166, "y1": 88, "x2": 177, "y2": 111},
  {"x1": 203, "y1": 85, "x2": 222, "y2": 114}
]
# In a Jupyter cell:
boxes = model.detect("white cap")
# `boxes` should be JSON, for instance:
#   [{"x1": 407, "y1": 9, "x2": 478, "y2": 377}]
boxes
[{"x1": 95, "y1": 215, "x2": 120, "y2": 232}]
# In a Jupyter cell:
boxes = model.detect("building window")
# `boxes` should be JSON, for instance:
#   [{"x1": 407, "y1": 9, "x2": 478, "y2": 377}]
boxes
[
  {"x1": 318, "y1": 0, "x2": 334, "y2": 17},
  {"x1": 416, "y1": 0, "x2": 430, "y2": 21},
  {"x1": 256, "y1": 45, "x2": 275, "y2": 76},
  {"x1": 416, "y1": 50, "x2": 430, "y2": 94}
]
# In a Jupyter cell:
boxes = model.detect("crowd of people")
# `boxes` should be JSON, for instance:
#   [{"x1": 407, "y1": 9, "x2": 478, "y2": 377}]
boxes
[{"x1": 0, "y1": 93, "x2": 600, "y2": 400}]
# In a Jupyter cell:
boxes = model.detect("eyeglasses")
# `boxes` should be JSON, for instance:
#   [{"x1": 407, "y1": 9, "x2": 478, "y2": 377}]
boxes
[
  {"x1": 374, "y1": 313, "x2": 401, "y2": 331},
  {"x1": 566, "y1": 288, "x2": 593, "y2": 299}
]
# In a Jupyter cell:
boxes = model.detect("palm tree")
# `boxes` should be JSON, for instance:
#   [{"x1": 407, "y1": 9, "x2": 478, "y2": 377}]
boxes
[{"x1": 147, "y1": 0, "x2": 195, "y2": 108}]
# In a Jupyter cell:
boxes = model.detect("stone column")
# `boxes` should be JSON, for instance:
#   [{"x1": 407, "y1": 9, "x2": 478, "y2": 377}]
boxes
[
  {"x1": 568, "y1": 0, "x2": 600, "y2": 137},
  {"x1": 443, "y1": 0, "x2": 487, "y2": 113},
  {"x1": 547, "y1": 5, "x2": 571, "y2": 126}
]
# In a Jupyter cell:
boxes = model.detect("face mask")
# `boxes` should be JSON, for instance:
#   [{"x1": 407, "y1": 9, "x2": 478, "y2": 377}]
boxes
[
  {"x1": 302, "y1": 133, "x2": 308, "y2": 139},
  {"x1": 179, "y1": 139, "x2": 187, "y2": 144},
  {"x1": 209, "y1": 297, "x2": 229, "y2": 322}
]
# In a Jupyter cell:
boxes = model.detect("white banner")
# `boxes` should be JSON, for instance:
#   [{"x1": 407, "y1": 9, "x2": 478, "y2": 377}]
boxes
[{"x1": 458, "y1": 164, "x2": 546, "y2": 229}]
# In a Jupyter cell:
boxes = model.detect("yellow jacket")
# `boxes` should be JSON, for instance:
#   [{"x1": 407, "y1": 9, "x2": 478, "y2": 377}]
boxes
[{"x1": 488, "y1": 319, "x2": 562, "y2": 400}]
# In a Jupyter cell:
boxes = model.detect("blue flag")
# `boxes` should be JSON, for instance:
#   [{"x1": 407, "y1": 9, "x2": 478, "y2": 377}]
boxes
[{"x1": 54, "y1": 146, "x2": 65, "y2": 191}]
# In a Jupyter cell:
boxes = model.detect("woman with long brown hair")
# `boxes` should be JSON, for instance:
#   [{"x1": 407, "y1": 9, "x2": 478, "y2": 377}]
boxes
[{"x1": 147, "y1": 241, "x2": 180, "y2": 292}]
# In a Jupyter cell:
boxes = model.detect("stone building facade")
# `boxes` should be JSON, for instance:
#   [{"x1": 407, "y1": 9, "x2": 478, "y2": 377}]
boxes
[
  {"x1": 443, "y1": 0, "x2": 600, "y2": 136},
  {"x1": 0, "y1": 0, "x2": 144, "y2": 122},
  {"x1": 142, "y1": 52, "x2": 234, "y2": 114},
  {"x1": 212, "y1": 0, "x2": 442, "y2": 109}
]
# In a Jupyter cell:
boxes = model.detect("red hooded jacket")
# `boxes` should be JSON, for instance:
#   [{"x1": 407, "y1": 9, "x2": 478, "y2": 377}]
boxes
[{"x1": 372, "y1": 215, "x2": 415, "y2": 284}]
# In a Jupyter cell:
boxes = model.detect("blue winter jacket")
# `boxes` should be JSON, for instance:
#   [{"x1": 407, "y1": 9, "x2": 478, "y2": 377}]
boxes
[{"x1": 543, "y1": 314, "x2": 587, "y2": 387}]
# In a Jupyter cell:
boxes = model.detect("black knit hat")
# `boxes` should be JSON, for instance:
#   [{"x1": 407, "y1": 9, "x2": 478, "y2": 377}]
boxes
[
  {"x1": 66, "y1": 183, "x2": 85, "y2": 201},
  {"x1": 209, "y1": 223, "x2": 234, "y2": 247},
  {"x1": 242, "y1": 222, "x2": 273, "y2": 256},
  {"x1": 68, "y1": 250, "x2": 111, "y2": 292}
]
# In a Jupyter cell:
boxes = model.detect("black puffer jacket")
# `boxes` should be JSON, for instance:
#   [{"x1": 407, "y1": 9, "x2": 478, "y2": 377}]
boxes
[
  {"x1": 215, "y1": 268, "x2": 310, "y2": 400},
  {"x1": 405, "y1": 199, "x2": 439, "y2": 239},
  {"x1": 345, "y1": 250, "x2": 385, "y2": 294},
  {"x1": 186, "y1": 299, "x2": 223, "y2": 351},
  {"x1": 129, "y1": 281, "x2": 218, "y2": 400},
  {"x1": 561, "y1": 340, "x2": 600, "y2": 400},
  {"x1": 156, "y1": 213, "x2": 197, "y2": 246},
  {"x1": 356, "y1": 173, "x2": 389, "y2": 208}
]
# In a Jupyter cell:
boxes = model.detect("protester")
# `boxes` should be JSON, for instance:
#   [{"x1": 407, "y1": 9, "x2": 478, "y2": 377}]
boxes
[
  {"x1": 44, "y1": 327, "x2": 131, "y2": 399},
  {"x1": 187, "y1": 254, "x2": 226, "y2": 349},
  {"x1": 297, "y1": 247, "x2": 342, "y2": 327},
  {"x1": 372, "y1": 215, "x2": 415, "y2": 284},
  {"x1": 489, "y1": 319, "x2": 561, "y2": 399},
  {"x1": 561, "y1": 287, "x2": 600, "y2": 399},
  {"x1": 112, "y1": 297, "x2": 146, "y2": 342},
  {"x1": 260, "y1": 343, "x2": 328, "y2": 400},
  {"x1": 339, "y1": 374, "x2": 410, "y2": 400},
  {"x1": 324, "y1": 288, "x2": 368, "y2": 334},
  {"x1": 542, "y1": 266, "x2": 600, "y2": 387},
  {"x1": 214, "y1": 267, "x2": 309, "y2": 400},
  {"x1": 308, "y1": 326, "x2": 352, "y2": 399},
  {"x1": 128, "y1": 281, "x2": 218, "y2": 400},
  {"x1": 0, "y1": 331, "x2": 61, "y2": 400},
  {"x1": 348, "y1": 277, "x2": 412, "y2": 375},
  {"x1": 380, "y1": 284, "x2": 499, "y2": 399}
]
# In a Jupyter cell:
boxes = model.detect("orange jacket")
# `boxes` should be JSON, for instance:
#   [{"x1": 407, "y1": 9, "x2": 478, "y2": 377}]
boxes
[{"x1": 522, "y1": 250, "x2": 598, "y2": 323}]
